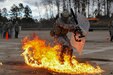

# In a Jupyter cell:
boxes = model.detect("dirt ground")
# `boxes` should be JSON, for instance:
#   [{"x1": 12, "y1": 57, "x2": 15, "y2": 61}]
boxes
[{"x1": 0, "y1": 30, "x2": 113, "y2": 75}]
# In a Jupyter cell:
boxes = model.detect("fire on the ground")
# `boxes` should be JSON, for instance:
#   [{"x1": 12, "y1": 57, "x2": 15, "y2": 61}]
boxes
[{"x1": 21, "y1": 35, "x2": 104, "y2": 75}]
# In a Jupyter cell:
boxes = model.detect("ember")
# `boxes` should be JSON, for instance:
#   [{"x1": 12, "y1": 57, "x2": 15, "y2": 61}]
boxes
[{"x1": 21, "y1": 35, "x2": 103, "y2": 75}]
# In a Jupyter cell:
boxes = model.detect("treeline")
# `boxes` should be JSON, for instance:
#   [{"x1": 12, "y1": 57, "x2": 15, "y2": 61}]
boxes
[
  {"x1": 0, "y1": 0, "x2": 113, "y2": 28},
  {"x1": 1, "y1": 0, "x2": 113, "y2": 21},
  {"x1": 39, "y1": 0, "x2": 113, "y2": 18},
  {"x1": 0, "y1": 3, "x2": 35, "y2": 23},
  {"x1": 0, "y1": 3, "x2": 56, "y2": 28}
]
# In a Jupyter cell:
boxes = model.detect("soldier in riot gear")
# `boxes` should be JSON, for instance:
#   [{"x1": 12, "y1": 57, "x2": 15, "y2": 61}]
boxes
[{"x1": 50, "y1": 9, "x2": 84, "y2": 65}]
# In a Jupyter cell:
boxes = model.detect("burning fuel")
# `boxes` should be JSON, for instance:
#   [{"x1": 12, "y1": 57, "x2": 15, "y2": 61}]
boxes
[{"x1": 21, "y1": 35, "x2": 104, "y2": 75}]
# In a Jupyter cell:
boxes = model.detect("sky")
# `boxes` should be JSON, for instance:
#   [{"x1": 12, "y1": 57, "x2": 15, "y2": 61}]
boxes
[
  {"x1": 0, "y1": 0, "x2": 113, "y2": 19},
  {"x1": 0, "y1": 0, "x2": 57, "y2": 19}
]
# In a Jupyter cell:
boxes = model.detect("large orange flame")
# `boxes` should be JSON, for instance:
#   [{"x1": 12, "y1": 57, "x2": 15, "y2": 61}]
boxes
[{"x1": 21, "y1": 35, "x2": 104, "y2": 75}]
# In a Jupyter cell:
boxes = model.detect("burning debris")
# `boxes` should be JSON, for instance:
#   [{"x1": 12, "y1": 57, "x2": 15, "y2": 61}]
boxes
[{"x1": 21, "y1": 35, "x2": 104, "y2": 75}]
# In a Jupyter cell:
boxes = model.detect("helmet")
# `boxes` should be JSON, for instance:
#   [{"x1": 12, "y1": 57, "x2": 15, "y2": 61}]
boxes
[{"x1": 61, "y1": 10, "x2": 70, "y2": 18}]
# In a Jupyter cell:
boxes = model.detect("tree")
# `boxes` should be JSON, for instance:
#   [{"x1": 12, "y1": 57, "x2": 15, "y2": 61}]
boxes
[
  {"x1": 10, "y1": 4, "x2": 19, "y2": 19},
  {"x1": 44, "y1": 0, "x2": 54, "y2": 18},
  {"x1": 73, "y1": 0, "x2": 78, "y2": 13},
  {"x1": 106, "y1": 0, "x2": 112, "y2": 16},
  {"x1": 18, "y1": 3, "x2": 24, "y2": 18},
  {"x1": 0, "y1": 9, "x2": 8, "y2": 23},
  {"x1": 0, "y1": 9, "x2": 1, "y2": 17},
  {"x1": 24, "y1": 5, "x2": 32, "y2": 18},
  {"x1": 81, "y1": 0, "x2": 87, "y2": 16},
  {"x1": 55, "y1": 0, "x2": 60, "y2": 16},
  {"x1": 2, "y1": 8, "x2": 8, "y2": 17},
  {"x1": 35, "y1": 2, "x2": 42, "y2": 19}
]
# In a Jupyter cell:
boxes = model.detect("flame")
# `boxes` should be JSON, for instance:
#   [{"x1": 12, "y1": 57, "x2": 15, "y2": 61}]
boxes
[{"x1": 21, "y1": 35, "x2": 104, "y2": 75}]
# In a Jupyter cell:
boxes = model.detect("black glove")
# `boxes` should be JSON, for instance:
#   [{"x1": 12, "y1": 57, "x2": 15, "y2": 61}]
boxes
[
  {"x1": 74, "y1": 26, "x2": 85, "y2": 38},
  {"x1": 73, "y1": 26, "x2": 85, "y2": 42}
]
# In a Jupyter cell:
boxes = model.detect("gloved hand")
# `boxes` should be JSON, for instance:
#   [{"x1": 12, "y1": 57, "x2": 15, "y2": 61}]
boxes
[
  {"x1": 73, "y1": 26, "x2": 85, "y2": 42},
  {"x1": 74, "y1": 26, "x2": 85, "y2": 38}
]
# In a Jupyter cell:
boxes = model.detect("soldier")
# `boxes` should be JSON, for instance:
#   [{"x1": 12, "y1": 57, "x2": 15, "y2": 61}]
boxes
[
  {"x1": 14, "y1": 21, "x2": 20, "y2": 38},
  {"x1": 109, "y1": 20, "x2": 113, "y2": 41},
  {"x1": 9, "y1": 21, "x2": 15, "y2": 38},
  {"x1": 50, "y1": 9, "x2": 84, "y2": 65},
  {"x1": 2, "y1": 22, "x2": 9, "y2": 38},
  {"x1": 8, "y1": 21, "x2": 13, "y2": 38},
  {"x1": 0, "y1": 22, "x2": 3, "y2": 37}
]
